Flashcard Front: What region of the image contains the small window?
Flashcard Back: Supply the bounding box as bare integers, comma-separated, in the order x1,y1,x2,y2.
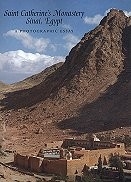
117,145,120,148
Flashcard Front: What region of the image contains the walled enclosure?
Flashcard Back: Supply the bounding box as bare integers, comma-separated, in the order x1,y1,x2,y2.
14,144,125,176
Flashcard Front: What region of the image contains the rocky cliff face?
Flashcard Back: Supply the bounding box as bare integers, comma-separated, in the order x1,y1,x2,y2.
1,9,131,136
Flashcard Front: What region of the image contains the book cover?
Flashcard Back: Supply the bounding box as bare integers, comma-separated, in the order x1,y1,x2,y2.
0,0,131,181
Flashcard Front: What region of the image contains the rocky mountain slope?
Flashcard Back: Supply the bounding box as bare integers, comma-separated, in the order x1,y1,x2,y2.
0,9,131,153
11,62,63,90
0,62,63,93
0,81,8,91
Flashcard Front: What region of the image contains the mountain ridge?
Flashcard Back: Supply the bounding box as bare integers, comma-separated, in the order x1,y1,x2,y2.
2,9,130,110
1,9,131,153
0,62,63,93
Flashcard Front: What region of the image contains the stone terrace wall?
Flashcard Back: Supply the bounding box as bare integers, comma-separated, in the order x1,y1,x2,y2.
88,146,125,166
67,159,86,176
29,156,43,172
14,153,43,172
66,146,125,176
14,153,67,176
14,153,29,170
42,159,67,176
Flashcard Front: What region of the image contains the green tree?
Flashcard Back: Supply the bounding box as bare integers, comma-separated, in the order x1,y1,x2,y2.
82,164,89,176
108,154,125,182
117,158,125,182
97,155,102,176
109,154,120,169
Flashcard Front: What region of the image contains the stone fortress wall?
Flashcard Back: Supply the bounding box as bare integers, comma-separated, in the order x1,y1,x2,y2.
14,139,125,176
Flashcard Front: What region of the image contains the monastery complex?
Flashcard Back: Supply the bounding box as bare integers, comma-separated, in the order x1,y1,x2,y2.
14,135,126,177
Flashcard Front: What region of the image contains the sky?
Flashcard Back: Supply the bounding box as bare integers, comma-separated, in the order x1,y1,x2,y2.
0,0,131,84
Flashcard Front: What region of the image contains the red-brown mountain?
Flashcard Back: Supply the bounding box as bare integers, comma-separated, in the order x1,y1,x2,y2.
1,9,131,137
